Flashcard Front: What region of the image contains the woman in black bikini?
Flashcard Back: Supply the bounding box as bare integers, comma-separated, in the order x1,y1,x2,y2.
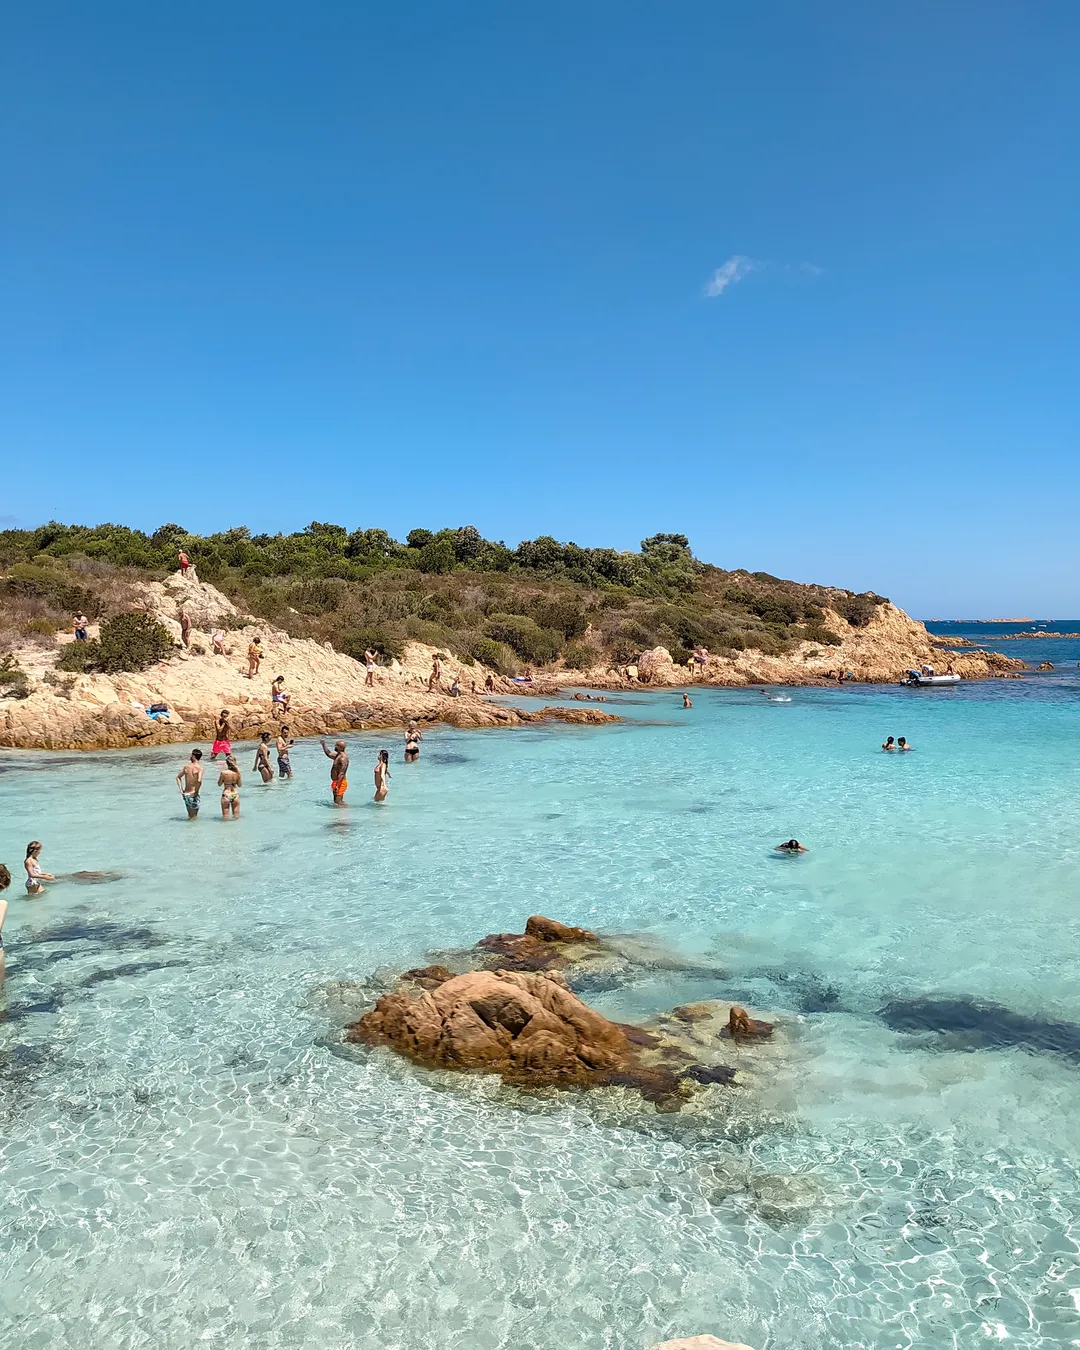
404,721,422,762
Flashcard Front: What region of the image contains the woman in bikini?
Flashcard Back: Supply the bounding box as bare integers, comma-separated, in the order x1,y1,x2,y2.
404,721,422,762
374,748,391,803
24,841,54,894
253,733,275,783
218,755,242,819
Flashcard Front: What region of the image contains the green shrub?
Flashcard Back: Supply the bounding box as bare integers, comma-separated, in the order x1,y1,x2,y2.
562,640,603,669
418,537,456,574
834,594,880,627
801,623,842,646
340,626,406,663
23,617,58,637
94,613,174,672
484,614,561,664
3,564,98,618
0,653,29,696
466,636,519,674
56,641,96,672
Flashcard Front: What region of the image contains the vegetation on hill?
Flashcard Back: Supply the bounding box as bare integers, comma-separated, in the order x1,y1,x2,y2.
0,521,888,674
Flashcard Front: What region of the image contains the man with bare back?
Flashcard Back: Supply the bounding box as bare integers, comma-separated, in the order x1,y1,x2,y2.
321,738,349,803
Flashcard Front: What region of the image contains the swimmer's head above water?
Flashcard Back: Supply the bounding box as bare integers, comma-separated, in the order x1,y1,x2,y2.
775,839,807,853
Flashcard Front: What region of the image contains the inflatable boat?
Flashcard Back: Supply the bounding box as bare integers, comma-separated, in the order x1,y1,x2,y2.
901,670,961,687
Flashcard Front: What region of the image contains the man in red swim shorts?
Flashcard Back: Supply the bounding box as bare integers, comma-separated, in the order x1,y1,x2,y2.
321,738,349,803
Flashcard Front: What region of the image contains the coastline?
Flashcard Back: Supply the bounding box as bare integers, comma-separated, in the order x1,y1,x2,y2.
0,576,1025,752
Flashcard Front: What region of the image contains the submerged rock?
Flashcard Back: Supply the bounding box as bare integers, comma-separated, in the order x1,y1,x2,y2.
344,919,778,1108
650,1338,756,1350
880,996,1080,1062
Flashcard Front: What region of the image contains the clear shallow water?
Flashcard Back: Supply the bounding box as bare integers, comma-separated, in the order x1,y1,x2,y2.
2,679,1080,1349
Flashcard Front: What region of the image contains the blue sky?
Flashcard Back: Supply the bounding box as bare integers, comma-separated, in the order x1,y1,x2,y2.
3,2,1078,616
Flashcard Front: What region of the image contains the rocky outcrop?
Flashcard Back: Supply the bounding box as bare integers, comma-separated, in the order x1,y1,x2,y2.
0,573,619,749
345,917,774,1107
350,968,631,1089
650,1338,756,1350
552,601,1025,689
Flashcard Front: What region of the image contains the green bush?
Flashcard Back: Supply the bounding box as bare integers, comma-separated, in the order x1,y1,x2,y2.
340,626,406,663
562,640,603,669
834,594,880,627
3,564,98,618
0,653,29,696
466,636,519,674
56,641,97,673
800,623,842,647
484,613,562,664
94,613,174,672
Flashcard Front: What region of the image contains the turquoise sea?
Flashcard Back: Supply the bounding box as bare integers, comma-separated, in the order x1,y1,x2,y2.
3,668,1080,1349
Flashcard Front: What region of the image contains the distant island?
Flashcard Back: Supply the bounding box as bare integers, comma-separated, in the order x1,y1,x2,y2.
926,617,1033,623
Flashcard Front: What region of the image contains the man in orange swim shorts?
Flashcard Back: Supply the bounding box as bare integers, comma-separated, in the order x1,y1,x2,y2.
321,738,349,803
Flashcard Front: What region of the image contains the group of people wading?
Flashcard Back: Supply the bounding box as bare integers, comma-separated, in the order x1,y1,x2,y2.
175,719,424,819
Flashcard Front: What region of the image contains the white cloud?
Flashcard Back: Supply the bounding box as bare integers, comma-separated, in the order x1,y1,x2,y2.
704,255,760,297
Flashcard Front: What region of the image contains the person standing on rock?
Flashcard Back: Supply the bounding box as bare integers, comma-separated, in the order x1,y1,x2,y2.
374,748,391,803
428,654,442,692
321,738,349,803
178,549,191,576
179,611,192,648
210,710,232,760
364,649,378,687
176,748,205,818
276,726,294,778
253,733,275,783
218,755,242,819
247,637,263,679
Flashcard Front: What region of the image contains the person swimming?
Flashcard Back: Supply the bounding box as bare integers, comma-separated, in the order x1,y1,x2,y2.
774,839,807,854
24,840,54,893
374,748,391,803
882,736,896,751
898,736,913,751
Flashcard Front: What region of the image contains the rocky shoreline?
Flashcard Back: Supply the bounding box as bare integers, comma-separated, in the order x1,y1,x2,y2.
0,571,1026,751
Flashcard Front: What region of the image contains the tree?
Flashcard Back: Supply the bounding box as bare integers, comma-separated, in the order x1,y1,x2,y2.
418,536,456,574
407,528,434,550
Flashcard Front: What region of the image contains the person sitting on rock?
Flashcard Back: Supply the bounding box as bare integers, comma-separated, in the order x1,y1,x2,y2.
212,629,227,656
484,673,495,693
448,676,461,697
271,675,290,713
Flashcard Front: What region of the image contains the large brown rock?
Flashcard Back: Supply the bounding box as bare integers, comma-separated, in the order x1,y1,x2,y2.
348,969,630,1089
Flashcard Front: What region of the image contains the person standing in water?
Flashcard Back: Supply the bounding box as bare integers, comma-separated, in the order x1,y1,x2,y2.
253,733,274,783
404,721,422,762
210,710,232,760
321,739,349,803
882,736,896,751
0,862,9,991
218,755,242,819
374,748,391,803
682,692,692,708
276,726,294,778
24,841,54,894
898,737,913,751
176,748,205,818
